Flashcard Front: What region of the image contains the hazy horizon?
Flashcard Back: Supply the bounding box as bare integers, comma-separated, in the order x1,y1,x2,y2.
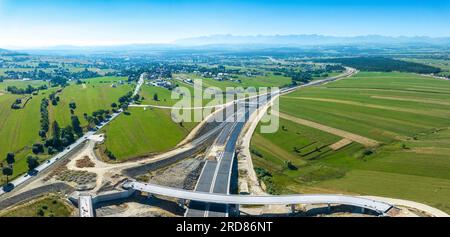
0,0,449,48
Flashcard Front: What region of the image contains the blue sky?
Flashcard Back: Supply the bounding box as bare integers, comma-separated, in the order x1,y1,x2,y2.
0,0,449,48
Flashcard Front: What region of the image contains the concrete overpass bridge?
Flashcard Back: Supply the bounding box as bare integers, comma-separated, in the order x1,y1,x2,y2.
123,181,394,216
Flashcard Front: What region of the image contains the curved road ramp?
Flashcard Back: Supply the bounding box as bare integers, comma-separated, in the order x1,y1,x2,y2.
123,181,394,216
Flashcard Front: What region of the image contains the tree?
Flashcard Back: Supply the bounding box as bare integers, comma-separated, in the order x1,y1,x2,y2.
61,126,75,146
2,167,13,184
39,130,47,138
52,121,61,138
27,156,40,171
284,160,297,170
6,153,15,166
69,102,77,110
37,209,45,217
104,148,116,160
71,115,83,137
51,121,62,150
111,102,117,108
32,143,44,154
153,93,159,101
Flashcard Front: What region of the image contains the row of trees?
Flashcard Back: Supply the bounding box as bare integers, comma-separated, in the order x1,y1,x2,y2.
2,153,40,185
1,153,15,184
118,91,134,108
49,92,60,106
11,98,23,110
42,121,77,154
39,98,50,138
2,68,100,86
6,84,48,95
290,71,313,83
84,109,111,130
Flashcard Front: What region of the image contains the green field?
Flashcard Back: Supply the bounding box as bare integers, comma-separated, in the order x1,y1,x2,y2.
251,72,450,213
0,79,49,91
0,77,131,184
0,195,73,217
139,82,216,107
50,77,132,127
0,90,53,184
174,73,292,90
100,107,199,161
400,58,450,77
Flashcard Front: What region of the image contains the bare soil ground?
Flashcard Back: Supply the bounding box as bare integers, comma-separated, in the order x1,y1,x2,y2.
76,156,95,168
139,156,205,190
329,138,353,150
278,112,380,147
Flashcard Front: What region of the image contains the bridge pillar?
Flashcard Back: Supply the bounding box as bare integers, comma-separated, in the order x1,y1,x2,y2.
327,204,331,213
177,199,186,208
235,204,240,216
290,204,296,214
361,207,365,214
228,204,240,217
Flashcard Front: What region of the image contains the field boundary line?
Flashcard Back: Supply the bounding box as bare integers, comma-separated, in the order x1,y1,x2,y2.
370,95,450,106
285,96,448,117
278,112,380,147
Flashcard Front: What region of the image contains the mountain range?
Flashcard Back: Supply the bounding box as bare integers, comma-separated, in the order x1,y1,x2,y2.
174,34,450,46
3,35,450,54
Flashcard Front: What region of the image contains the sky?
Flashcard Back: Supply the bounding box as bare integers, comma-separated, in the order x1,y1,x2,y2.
0,0,449,48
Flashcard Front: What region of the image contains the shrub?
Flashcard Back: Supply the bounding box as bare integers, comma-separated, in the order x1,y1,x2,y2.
251,149,263,158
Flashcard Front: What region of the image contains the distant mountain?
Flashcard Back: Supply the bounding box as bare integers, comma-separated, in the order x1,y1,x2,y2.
0,48,27,56
7,34,450,56
174,34,450,46
18,44,182,55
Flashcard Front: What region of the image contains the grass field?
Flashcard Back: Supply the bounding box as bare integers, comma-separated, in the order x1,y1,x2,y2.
0,77,131,184
99,107,199,161
251,72,450,213
174,73,292,90
139,82,216,107
50,77,132,127
0,79,49,91
400,58,450,77
0,90,54,184
0,195,73,217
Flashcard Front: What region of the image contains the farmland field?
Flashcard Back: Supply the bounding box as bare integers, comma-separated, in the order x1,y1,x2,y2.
99,107,199,162
0,89,55,184
139,82,216,107
174,73,292,90
251,72,450,213
50,77,132,127
0,79,49,91
0,77,131,184
400,58,450,77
